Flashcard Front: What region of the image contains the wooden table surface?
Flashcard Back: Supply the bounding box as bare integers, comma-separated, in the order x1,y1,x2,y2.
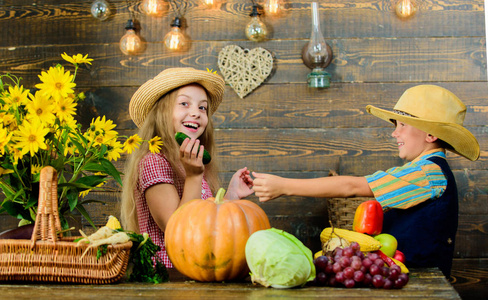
0,268,461,299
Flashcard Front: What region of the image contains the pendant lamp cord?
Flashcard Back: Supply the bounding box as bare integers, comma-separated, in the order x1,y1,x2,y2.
169,0,188,18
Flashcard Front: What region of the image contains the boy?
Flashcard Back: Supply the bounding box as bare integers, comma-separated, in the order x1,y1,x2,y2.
252,85,480,278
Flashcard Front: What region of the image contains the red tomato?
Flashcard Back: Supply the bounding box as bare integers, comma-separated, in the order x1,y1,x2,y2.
352,200,383,235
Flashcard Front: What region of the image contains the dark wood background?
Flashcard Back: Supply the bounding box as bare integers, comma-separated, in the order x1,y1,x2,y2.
0,0,487,297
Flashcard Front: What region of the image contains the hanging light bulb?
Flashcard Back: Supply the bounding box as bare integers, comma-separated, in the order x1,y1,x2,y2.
264,0,284,16
91,0,111,21
245,5,268,42
164,17,187,51
141,0,167,17
301,2,332,88
119,19,143,55
202,0,217,9
395,0,417,19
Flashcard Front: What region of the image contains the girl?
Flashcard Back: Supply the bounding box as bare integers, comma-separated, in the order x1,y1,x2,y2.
120,68,254,268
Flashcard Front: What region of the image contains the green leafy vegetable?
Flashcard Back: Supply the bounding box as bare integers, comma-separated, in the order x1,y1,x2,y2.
125,232,169,283
96,244,108,260
245,228,316,288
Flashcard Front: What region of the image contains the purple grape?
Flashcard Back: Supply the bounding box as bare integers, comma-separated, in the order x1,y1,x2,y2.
334,248,344,257
350,242,360,252
363,273,373,286
332,262,342,273
368,252,379,261
343,247,354,257
339,256,351,268
344,278,356,288
343,266,355,279
388,268,400,281
362,257,373,269
398,273,409,285
353,270,365,283
394,276,407,288
325,263,335,274
383,278,394,289
375,258,385,267
390,264,401,273
381,266,390,277
351,259,362,271
335,271,345,283
316,272,328,285
328,276,338,287
372,274,384,288
369,264,380,276
314,255,329,271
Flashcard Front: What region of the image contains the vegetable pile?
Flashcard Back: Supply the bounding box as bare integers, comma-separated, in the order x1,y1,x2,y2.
165,188,270,282
76,216,168,283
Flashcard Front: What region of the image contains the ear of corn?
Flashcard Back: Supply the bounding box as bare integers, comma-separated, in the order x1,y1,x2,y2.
106,215,122,230
320,227,381,252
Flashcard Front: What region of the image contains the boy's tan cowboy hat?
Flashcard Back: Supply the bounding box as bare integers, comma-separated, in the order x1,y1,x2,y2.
366,85,480,161
129,67,225,128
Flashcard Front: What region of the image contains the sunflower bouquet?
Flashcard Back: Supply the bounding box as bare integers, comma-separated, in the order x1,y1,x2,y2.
0,53,162,229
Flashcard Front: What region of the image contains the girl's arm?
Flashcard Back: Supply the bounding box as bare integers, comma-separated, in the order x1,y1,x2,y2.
225,167,254,200
252,172,373,202
146,138,205,231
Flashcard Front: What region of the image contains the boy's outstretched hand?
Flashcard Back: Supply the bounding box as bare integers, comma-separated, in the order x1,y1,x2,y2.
252,172,285,202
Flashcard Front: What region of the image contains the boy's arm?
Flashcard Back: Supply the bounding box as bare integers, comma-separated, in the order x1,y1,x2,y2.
252,172,373,202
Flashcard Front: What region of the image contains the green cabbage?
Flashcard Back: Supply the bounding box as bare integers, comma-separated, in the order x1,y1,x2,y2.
245,228,316,288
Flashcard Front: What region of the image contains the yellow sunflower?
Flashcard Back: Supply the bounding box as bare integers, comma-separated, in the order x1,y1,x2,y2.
105,139,124,162
0,112,18,131
148,136,163,153
61,52,93,65
4,85,30,107
35,66,76,100
123,134,142,154
7,145,24,164
0,126,13,155
86,116,117,145
54,96,77,122
14,119,50,156
0,167,14,176
26,91,56,125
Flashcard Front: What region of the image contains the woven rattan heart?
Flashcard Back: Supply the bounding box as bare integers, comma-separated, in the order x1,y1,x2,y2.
218,45,273,98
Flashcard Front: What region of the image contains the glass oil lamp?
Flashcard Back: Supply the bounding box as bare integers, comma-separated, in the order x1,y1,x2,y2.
301,2,332,88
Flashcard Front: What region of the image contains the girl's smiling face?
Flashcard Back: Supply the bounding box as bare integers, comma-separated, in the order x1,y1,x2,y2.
172,84,209,139
391,121,432,161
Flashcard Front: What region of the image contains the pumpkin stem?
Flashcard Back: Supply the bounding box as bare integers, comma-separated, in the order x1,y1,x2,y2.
215,188,226,204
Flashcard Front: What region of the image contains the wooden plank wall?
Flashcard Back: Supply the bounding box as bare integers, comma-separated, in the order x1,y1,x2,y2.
0,0,486,259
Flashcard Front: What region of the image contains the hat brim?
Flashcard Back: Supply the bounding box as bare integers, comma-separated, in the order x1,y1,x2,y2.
366,105,480,161
129,68,225,128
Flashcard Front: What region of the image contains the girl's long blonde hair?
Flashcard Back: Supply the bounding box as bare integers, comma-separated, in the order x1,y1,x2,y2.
120,85,220,232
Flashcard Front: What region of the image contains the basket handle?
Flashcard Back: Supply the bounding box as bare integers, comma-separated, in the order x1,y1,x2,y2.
30,166,63,248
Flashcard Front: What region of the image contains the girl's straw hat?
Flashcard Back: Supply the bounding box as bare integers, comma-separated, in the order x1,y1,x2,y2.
129,67,225,128
366,85,480,161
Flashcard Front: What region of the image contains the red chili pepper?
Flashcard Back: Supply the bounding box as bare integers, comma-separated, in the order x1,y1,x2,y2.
352,200,383,235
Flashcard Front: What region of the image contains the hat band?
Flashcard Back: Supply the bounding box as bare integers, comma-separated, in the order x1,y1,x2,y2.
393,110,417,118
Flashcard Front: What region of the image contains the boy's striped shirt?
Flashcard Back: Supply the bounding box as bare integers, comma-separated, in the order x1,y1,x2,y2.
365,150,447,209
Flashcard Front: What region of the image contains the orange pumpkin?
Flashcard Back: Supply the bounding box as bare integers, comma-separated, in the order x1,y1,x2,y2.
165,188,271,281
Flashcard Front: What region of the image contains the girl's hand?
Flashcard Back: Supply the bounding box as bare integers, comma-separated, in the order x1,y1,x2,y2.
179,137,205,177
225,167,254,200
252,172,284,202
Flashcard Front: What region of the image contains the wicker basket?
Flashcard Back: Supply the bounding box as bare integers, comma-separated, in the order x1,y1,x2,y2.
327,197,374,230
0,166,132,284
326,170,375,230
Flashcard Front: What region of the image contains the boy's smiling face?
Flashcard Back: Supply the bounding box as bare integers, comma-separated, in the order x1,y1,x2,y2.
391,121,436,161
